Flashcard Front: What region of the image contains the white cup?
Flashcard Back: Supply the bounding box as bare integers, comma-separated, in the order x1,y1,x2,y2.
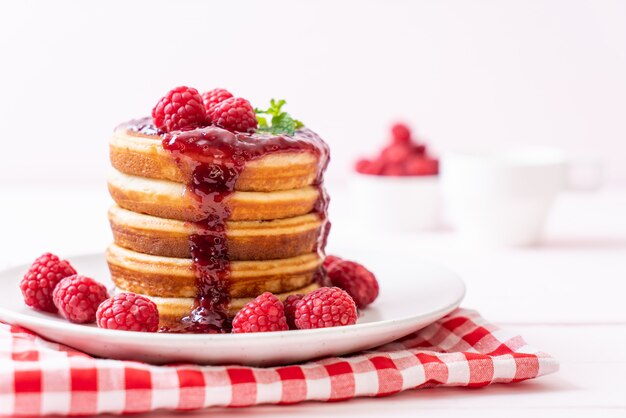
441,146,567,246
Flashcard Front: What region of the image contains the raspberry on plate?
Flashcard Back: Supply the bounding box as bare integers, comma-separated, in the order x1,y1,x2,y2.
20,253,76,313
53,275,109,324
327,260,379,309
202,88,233,116
152,86,207,132
283,294,303,330
294,287,357,329
96,293,159,332
323,255,343,271
211,97,258,133
232,292,288,333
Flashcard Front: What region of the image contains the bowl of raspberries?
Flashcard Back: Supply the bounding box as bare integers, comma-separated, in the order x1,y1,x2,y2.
351,122,441,231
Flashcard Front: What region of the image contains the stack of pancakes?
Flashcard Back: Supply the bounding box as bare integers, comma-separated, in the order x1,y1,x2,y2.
106,120,328,329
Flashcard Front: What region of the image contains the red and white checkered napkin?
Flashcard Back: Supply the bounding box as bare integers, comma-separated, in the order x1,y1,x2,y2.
0,308,558,416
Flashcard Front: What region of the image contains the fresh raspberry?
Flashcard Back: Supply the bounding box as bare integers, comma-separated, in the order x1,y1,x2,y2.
211,97,258,133
354,158,372,174
283,294,303,329
327,260,379,309
20,253,76,313
412,143,426,155
152,86,207,132
323,255,343,271
380,144,412,165
405,156,439,176
202,88,233,116
382,164,407,176
391,123,411,145
96,293,159,332
232,292,288,333
355,157,385,175
52,275,109,323
294,287,357,329
364,158,386,175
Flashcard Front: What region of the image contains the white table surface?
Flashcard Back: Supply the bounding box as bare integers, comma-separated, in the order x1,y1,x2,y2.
1,182,625,417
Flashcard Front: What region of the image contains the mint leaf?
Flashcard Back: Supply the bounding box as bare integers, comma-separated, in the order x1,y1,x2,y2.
256,116,269,129
255,99,304,135
271,113,296,135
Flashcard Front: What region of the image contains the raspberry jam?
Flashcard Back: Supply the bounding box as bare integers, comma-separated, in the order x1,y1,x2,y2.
126,118,330,333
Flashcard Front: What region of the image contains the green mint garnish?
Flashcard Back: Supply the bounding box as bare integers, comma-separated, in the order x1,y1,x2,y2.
255,99,304,135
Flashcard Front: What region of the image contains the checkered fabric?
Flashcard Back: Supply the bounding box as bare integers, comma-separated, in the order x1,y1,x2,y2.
0,308,558,416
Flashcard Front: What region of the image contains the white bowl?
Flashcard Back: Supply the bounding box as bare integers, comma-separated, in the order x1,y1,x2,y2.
349,172,441,232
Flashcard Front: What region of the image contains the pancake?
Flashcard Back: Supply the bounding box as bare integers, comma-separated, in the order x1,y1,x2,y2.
109,205,322,260
111,124,321,192
113,282,320,326
106,244,322,299
108,170,320,222
106,117,330,332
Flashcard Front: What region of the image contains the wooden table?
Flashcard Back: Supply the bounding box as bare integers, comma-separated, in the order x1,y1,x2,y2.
2,183,625,417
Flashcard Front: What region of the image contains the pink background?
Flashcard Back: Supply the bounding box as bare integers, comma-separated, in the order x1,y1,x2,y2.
0,0,625,186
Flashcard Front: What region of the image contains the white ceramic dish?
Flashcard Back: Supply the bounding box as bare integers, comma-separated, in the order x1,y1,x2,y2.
0,252,464,366
349,173,442,231
441,146,567,246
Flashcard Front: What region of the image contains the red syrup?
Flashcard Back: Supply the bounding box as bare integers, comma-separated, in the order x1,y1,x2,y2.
125,118,330,333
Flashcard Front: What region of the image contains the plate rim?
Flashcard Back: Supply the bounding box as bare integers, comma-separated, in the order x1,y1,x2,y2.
0,252,466,343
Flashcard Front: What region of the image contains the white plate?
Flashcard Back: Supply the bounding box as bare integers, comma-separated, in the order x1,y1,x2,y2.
0,253,465,366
